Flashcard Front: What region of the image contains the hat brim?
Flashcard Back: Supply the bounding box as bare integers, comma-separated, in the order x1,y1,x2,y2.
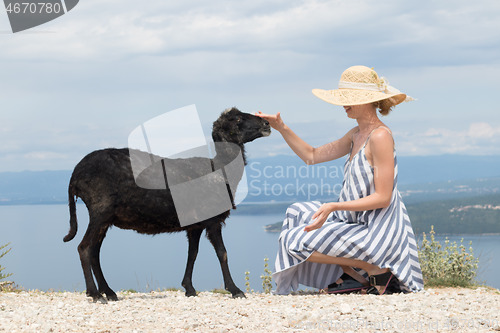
312,88,407,107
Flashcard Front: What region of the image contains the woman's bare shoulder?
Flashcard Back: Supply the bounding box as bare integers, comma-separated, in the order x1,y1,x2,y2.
368,126,394,151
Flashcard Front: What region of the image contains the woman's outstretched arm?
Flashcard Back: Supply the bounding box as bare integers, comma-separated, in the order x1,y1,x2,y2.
255,111,355,165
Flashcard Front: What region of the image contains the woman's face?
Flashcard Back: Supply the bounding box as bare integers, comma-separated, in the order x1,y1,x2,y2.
343,103,374,119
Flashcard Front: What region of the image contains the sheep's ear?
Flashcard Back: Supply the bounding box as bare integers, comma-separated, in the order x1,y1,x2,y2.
222,107,239,115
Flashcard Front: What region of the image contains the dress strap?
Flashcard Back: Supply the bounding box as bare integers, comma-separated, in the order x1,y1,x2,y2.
363,126,393,147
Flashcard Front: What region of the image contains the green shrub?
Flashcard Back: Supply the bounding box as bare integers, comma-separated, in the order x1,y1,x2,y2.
260,257,273,294
122,289,138,294
0,243,13,287
418,226,479,287
211,288,230,295
0,243,12,279
244,271,251,293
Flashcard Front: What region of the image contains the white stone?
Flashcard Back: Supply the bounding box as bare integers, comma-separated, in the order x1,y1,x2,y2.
339,303,352,314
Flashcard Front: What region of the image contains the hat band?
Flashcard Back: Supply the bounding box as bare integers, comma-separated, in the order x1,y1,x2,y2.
338,80,385,92
338,79,415,102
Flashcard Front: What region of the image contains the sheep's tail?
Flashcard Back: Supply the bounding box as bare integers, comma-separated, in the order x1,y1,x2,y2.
63,183,78,242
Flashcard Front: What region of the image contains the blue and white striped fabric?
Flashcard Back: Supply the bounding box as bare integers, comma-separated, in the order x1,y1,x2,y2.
273,132,424,294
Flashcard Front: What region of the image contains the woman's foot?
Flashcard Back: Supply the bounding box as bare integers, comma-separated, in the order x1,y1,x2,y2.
340,266,369,285
326,273,369,294
324,267,370,294
366,269,393,295
328,273,368,287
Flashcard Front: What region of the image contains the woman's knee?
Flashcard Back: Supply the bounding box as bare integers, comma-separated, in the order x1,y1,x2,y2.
287,201,319,214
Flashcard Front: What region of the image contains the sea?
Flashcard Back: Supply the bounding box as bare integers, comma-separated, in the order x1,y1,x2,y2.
1,204,499,293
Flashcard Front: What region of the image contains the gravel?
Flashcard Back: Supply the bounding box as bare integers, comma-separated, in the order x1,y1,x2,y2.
1,287,499,332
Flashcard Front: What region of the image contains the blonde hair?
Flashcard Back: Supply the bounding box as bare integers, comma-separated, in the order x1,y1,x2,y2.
373,99,394,116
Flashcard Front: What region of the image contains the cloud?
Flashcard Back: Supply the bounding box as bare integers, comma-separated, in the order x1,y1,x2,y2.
1,0,500,171
23,151,68,160
249,120,500,159
468,122,498,139
3,0,500,88
2,0,499,65
395,122,500,155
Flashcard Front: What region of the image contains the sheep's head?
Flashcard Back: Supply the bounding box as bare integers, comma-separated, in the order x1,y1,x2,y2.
212,107,271,144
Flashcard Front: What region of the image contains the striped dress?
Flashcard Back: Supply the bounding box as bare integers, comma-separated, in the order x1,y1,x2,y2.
273,128,424,294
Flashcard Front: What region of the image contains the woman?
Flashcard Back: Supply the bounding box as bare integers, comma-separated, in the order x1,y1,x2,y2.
256,65,423,295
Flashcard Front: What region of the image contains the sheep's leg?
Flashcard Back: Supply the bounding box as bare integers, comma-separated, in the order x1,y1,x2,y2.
182,228,203,297
206,224,245,298
78,224,106,303
90,226,118,301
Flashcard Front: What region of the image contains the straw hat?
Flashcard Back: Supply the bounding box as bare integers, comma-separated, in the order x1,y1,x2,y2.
312,65,414,107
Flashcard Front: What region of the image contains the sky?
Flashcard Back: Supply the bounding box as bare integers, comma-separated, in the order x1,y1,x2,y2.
1,0,500,172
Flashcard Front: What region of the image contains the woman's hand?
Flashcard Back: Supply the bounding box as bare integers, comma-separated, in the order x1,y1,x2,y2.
255,111,285,132
304,203,337,232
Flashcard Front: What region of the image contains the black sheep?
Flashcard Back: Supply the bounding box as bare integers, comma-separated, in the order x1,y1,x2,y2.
63,107,271,303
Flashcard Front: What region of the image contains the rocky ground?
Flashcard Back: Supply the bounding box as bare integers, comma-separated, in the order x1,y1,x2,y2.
1,287,499,332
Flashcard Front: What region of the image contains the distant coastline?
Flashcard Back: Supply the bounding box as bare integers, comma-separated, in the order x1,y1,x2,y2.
1,161,499,235
1,197,500,235
240,194,500,235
